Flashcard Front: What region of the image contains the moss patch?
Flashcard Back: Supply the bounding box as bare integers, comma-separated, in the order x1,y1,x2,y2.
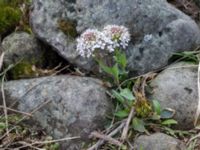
0,1,22,35
9,61,39,79
0,0,32,35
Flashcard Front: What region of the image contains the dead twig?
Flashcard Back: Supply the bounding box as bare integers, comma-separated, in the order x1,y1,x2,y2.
0,52,5,70
89,131,123,147
13,141,43,150
194,62,200,126
187,132,200,145
88,121,125,150
1,74,9,138
14,136,80,150
0,105,32,117
121,107,135,141
119,64,199,89
32,136,80,145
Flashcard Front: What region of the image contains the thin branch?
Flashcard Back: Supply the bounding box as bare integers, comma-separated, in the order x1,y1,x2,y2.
121,107,135,141
119,64,198,89
52,65,69,75
194,62,200,126
89,131,123,147
1,75,9,138
15,136,80,150
0,105,32,117
88,121,125,150
13,141,44,150
187,132,200,145
32,136,80,145
0,52,5,70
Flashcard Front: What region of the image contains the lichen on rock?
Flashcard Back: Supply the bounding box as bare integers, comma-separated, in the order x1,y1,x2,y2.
57,19,78,39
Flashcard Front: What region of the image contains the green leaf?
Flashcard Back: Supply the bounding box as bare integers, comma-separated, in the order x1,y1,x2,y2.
98,61,114,75
111,64,119,83
115,110,129,118
111,90,125,103
173,51,199,63
152,100,161,115
150,114,161,120
161,119,178,125
97,60,119,84
163,127,177,138
0,122,6,129
132,117,146,132
160,108,175,119
120,88,135,101
114,50,127,69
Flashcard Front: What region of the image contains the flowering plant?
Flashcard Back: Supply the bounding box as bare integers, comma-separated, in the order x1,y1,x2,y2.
76,26,178,149
76,25,131,85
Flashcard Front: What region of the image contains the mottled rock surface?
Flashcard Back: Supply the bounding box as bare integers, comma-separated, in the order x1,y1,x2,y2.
1,32,46,79
2,32,44,66
1,75,112,149
30,0,200,74
149,62,198,129
133,133,186,150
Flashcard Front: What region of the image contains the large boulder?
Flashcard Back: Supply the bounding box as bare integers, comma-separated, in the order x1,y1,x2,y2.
1,75,113,149
149,62,198,129
30,0,200,75
133,133,186,150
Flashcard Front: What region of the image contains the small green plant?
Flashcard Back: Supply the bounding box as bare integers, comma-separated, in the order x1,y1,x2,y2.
171,51,200,64
111,87,177,133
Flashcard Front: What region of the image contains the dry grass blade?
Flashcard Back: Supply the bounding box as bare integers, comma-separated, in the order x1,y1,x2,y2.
1,75,9,138
90,131,123,147
87,121,125,150
0,52,5,70
0,105,32,117
121,107,135,141
14,136,80,149
187,132,200,146
194,62,200,126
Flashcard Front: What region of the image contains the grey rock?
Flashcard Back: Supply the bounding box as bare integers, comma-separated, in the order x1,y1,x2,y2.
133,133,186,150
1,75,112,149
149,62,198,129
30,0,200,75
2,32,44,67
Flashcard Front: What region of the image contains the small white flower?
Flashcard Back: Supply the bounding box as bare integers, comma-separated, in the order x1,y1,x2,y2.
76,29,107,58
103,25,131,51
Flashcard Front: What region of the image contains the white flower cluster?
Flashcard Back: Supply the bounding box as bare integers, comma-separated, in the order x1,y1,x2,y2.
76,25,131,58
76,29,108,58
103,25,131,50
